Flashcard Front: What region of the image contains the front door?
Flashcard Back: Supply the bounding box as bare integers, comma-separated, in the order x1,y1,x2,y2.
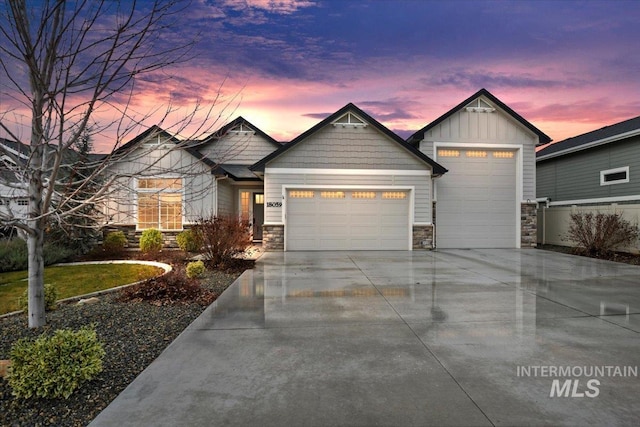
252,193,264,241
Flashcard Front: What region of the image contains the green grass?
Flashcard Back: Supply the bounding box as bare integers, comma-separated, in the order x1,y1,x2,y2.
0,264,164,315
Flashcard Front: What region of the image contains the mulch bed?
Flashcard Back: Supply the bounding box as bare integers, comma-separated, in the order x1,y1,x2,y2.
537,244,640,266
0,250,251,427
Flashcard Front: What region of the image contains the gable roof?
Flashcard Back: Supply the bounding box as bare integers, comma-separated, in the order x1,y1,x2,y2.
250,103,447,175
536,115,640,161
112,125,180,157
202,116,281,147
406,88,552,146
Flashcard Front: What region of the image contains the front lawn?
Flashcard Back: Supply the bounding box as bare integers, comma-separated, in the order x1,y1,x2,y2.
0,263,163,315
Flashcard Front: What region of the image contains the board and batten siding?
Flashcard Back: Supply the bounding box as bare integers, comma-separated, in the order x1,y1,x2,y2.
269,125,428,170
419,106,538,199
263,171,432,225
199,132,279,165
105,143,216,226
536,136,640,203
216,180,234,216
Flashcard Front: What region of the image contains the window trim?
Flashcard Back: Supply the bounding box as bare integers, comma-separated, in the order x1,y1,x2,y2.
600,166,629,186
136,177,184,231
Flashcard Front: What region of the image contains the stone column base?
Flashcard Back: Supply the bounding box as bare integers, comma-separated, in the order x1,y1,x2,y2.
263,224,284,251
413,225,434,250
521,203,537,248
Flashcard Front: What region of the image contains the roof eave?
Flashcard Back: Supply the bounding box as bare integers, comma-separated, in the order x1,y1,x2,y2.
536,129,640,162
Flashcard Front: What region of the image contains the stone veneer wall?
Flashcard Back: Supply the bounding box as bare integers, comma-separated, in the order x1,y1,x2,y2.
262,224,284,251
412,225,434,249
102,225,183,249
521,203,537,248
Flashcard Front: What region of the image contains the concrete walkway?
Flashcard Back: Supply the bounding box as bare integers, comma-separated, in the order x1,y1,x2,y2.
90,250,640,426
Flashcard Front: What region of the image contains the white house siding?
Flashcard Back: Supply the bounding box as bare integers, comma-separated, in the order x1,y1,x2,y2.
268,125,428,170
216,179,234,216
419,104,538,199
104,143,215,227
263,171,431,225
199,132,278,165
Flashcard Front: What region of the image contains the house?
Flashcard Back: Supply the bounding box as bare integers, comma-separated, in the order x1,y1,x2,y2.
7,88,547,250
536,116,640,249
1,138,33,223
103,119,280,245
407,89,550,249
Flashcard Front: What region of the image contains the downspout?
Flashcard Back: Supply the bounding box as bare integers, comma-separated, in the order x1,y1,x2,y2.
535,197,550,245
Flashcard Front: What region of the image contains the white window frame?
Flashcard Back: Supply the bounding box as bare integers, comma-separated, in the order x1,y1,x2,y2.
135,177,184,231
600,166,629,186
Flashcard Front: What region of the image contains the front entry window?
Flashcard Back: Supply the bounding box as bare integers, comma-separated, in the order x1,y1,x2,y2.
137,178,182,230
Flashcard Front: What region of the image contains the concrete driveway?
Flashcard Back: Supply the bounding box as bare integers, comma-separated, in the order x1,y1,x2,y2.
91,250,640,426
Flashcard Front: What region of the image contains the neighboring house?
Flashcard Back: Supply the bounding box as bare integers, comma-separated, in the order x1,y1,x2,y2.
536,116,640,250
0,138,31,222
407,88,551,249
4,88,550,250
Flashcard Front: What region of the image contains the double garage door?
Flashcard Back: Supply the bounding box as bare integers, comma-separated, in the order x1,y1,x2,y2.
436,148,517,248
286,189,410,250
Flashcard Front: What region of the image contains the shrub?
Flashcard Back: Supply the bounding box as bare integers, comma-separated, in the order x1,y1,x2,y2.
43,242,75,265
139,228,163,254
567,212,639,255
176,229,202,252
0,239,73,273
18,283,58,312
186,260,206,279
117,268,216,306
192,216,250,268
0,238,28,273
7,326,105,399
103,230,127,253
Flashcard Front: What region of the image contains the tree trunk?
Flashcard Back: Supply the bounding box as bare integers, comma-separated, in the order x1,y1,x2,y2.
27,223,45,328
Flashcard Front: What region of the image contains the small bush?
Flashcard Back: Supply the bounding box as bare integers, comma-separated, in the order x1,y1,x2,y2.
0,239,74,273
176,229,202,252
117,268,216,306
139,228,163,254
567,212,639,255
43,242,75,265
0,239,28,273
193,216,250,268
103,230,127,253
7,326,105,399
18,283,58,312
186,260,206,279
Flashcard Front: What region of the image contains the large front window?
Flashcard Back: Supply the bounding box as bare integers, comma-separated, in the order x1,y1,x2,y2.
137,178,182,230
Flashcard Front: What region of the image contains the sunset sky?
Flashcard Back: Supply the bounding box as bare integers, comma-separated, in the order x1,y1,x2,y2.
3,0,640,151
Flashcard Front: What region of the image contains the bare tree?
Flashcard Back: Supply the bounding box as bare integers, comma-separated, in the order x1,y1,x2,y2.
0,0,231,328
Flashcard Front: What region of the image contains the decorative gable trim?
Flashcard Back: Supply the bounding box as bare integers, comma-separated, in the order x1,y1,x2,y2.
250,103,447,175
407,88,551,146
332,112,367,127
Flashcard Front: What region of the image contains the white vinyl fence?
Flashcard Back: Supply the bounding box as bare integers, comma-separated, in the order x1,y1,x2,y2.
537,203,640,254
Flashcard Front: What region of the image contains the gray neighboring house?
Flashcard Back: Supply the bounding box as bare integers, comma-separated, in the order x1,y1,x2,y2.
536,116,640,250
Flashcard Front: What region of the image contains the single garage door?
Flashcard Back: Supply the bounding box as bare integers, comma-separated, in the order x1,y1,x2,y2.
436,149,517,248
286,189,410,250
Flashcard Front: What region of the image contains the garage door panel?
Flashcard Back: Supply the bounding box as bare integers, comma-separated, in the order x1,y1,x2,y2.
437,149,517,249
287,189,409,250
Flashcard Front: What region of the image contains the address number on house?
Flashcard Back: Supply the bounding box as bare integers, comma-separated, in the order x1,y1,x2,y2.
266,201,282,208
